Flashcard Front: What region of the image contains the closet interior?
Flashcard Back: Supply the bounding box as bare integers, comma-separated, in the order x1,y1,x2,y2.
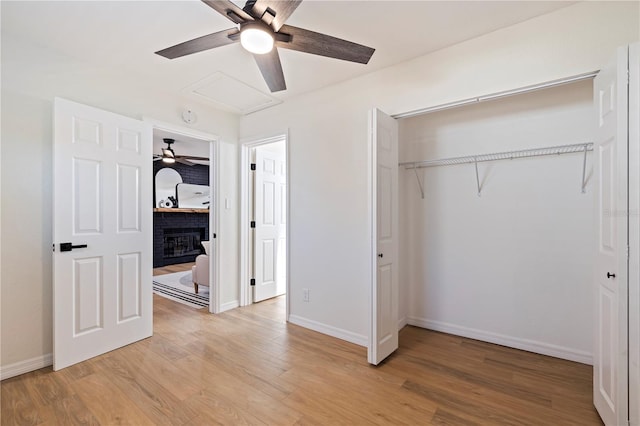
397,78,595,363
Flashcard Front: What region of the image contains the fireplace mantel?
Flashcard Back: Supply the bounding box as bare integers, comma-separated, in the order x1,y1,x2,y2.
153,208,209,214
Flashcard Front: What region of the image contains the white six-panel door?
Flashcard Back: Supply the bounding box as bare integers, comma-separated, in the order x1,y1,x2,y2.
369,108,399,365
53,98,152,370
253,145,287,302
593,47,629,426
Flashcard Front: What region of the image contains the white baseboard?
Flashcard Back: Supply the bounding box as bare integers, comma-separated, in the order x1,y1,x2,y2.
1,353,53,381
220,300,239,313
288,315,368,347
407,317,593,365
398,316,408,330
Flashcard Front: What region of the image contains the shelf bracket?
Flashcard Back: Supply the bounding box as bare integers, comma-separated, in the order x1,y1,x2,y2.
474,158,481,197
413,165,425,199
581,143,589,194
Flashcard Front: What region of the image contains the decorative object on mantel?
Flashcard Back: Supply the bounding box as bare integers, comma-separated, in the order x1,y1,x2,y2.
155,167,182,208
177,183,210,209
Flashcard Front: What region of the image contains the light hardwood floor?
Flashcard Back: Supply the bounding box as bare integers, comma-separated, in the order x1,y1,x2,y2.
1,295,602,425
153,262,195,277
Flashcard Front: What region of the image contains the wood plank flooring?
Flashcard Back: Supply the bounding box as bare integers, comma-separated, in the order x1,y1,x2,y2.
1,295,602,425
153,262,195,277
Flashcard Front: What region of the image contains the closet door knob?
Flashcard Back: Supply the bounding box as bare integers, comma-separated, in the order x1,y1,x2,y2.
378,253,383,258
607,272,616,279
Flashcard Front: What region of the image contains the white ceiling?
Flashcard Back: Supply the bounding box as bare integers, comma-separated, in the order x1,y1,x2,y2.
2,1,574,114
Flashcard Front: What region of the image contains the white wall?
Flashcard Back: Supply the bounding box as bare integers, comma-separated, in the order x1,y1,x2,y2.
239,2,639,346
0,34,241,370
399,80,594,363
218,140,240,309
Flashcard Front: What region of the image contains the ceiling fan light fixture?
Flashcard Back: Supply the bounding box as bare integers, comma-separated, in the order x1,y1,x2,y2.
240,22,274,54
161,141,176,163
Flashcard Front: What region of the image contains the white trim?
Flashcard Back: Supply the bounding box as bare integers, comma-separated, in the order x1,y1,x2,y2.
289,315,368,347
407,317,592,365
1,354,53,381
397,316,408,331
142,117,221,142
220,300,240,312
367,109,376,363
210,139,221,314
144,118,221,314
239,132,289,321
239,143,251,307
628,41,640,426
392,71,599,119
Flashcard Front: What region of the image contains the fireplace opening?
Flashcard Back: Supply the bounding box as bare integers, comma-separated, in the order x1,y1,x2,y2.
163,227,205,259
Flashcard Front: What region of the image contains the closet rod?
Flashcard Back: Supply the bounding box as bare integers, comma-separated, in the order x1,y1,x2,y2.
392,71,599,119
399,142,594,169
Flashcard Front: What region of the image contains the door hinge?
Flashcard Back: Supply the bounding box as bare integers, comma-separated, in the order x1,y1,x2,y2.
250,221,256,228
213,233,217,239
250,278,255,286
251,163,256,171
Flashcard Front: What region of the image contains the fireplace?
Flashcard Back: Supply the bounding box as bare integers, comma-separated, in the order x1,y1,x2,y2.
162,227,205,262
153,210,209,267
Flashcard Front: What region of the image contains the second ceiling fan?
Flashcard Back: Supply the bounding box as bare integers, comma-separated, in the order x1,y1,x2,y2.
154,139,208,166
155,0,375,93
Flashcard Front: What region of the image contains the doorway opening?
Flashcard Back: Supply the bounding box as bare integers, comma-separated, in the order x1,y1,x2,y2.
149,122,219,314
240,135,288,318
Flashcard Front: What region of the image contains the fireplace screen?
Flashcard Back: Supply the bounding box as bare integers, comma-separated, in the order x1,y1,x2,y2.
163,228,204,259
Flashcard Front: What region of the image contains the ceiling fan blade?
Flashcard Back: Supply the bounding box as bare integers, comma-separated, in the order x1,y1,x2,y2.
176,155,209,162
253,48,287,92
176,158,197,166
277,25,375,64
248,0,302,32
201,0,254,24
156,28,240,59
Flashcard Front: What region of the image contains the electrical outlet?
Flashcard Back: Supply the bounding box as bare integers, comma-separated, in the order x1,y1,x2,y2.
303,288,310,302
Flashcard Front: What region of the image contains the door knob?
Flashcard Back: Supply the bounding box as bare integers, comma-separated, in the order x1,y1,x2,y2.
607,272,616,279
377,253,383,258
60,242,88,252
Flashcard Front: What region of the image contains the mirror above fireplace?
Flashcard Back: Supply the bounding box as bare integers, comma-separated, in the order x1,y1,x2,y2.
155,168,182,208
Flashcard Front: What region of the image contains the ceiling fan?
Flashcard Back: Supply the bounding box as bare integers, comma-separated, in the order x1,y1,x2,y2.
155,0,375,93
154,139,209,166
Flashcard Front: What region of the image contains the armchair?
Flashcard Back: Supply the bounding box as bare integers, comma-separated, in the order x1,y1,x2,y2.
191,255,209,294
192,241,210,294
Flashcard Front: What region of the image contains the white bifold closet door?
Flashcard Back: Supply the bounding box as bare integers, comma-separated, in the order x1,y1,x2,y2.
53,98,153,371
593,46,630,426
369,108,399,365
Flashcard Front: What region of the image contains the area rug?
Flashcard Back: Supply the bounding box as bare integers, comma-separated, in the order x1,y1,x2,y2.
153,271,209,309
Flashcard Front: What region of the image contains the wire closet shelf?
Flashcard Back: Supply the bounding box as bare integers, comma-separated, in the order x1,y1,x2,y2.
399,142,594,198
399,143,593,169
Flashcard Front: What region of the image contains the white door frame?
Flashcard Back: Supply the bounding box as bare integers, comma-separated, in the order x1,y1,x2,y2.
628,41,640,426
239,133,289,314
144,118,221,314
